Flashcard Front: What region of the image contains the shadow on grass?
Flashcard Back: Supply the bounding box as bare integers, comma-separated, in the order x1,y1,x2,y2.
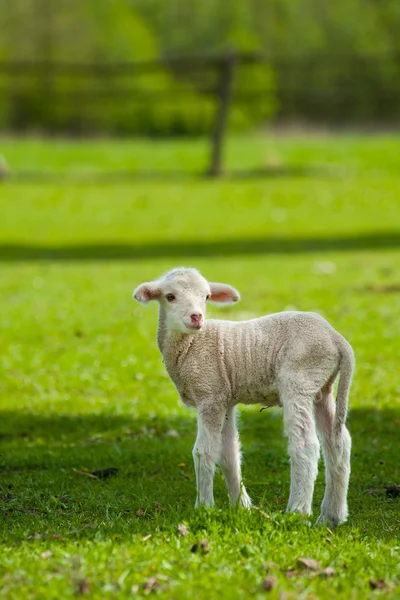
1,231,400,262
5,165,330,184
0,406,399,541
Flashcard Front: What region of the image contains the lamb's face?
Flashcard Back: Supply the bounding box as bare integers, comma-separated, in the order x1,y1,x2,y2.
133,267,241,335
160,271,210,334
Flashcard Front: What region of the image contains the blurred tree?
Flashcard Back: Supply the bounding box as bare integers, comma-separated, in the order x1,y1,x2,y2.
134,0,400,122
0,0,165,132
0,0,399,132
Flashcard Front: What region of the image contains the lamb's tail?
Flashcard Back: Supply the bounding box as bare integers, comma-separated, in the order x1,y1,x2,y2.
334,336,355,435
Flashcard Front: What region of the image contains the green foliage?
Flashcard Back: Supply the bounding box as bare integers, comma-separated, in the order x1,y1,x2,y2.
234,63,276,128
1,133,400,597
2,0,400,133
134,0,400,58
1,0,250,135
134,0,400,123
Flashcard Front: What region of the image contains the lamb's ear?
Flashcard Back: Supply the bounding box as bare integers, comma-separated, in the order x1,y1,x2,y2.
133,281,161,305
209,282,240,305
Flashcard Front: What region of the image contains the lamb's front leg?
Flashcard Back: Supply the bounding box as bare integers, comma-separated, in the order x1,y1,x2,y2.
193,405,224,508
220,407,252,508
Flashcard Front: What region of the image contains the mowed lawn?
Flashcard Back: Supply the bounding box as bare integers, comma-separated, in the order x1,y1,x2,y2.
0,133,399,599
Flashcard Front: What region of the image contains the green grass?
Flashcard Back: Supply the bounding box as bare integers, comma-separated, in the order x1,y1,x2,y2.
0,132,399,599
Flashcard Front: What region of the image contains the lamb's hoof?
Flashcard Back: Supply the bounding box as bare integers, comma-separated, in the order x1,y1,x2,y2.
316,513,346,528
231,490,252,509
238,493,252,510
194,499,214,509
315,514,328,527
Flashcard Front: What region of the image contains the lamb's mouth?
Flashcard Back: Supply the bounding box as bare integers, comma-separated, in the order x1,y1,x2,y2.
185,323,202,332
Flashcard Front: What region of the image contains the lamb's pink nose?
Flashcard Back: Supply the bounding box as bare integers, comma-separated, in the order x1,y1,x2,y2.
191,313,203,325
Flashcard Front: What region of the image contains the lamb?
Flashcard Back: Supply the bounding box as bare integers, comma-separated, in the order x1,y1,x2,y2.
133,267,354,526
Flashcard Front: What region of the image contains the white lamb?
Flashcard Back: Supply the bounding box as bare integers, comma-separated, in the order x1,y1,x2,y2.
133,267,354,526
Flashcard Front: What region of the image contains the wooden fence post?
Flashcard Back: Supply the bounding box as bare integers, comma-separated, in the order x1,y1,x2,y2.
208,54,237,177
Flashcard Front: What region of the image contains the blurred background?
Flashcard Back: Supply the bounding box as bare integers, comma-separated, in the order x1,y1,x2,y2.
1,0,399,428
1,0,400,145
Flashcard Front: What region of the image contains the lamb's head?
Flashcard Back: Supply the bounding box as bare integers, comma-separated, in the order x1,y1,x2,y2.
133,267,240,334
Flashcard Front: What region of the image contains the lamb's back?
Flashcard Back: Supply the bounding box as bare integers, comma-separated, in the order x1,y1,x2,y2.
174,311,340,406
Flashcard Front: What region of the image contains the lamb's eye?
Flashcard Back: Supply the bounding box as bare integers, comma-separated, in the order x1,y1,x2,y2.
206,294,210,301
165,293,175,302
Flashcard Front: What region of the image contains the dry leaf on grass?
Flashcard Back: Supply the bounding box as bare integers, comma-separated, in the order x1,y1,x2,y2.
27,533,42,541
178,523,189,537
262,575,277,591
77,578,90,595
141,534,152,542
283,569,297,579
41,550,53,559
297,557,321,571
321,567,335,578
369,579,386,590
144,577,166,595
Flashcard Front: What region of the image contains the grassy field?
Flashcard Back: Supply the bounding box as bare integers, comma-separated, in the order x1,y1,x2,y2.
0,132,399,599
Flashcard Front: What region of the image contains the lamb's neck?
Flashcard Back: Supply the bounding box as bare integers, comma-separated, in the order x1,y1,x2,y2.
157,308,193,364
156,307,168,354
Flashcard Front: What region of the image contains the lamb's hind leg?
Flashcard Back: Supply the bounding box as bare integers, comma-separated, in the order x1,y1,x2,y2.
281,384,320,516
219,407,252,508
315,388,351,526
